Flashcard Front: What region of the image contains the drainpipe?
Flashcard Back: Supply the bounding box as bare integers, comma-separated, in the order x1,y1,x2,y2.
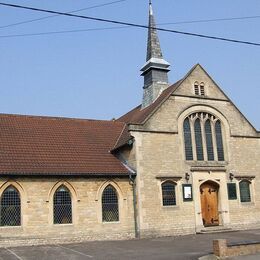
129,173,139,239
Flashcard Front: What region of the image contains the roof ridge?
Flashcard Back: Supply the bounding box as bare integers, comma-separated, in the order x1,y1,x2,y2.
0,113,122,124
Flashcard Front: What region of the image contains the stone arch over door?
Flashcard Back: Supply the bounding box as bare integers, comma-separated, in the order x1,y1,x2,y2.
200,180,219,227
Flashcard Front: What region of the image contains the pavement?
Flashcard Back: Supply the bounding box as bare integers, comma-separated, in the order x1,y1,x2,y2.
199,253,260,260
1,229,260,259
228,255,260,259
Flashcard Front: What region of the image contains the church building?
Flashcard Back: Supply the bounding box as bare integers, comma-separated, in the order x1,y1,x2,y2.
0,2,259,246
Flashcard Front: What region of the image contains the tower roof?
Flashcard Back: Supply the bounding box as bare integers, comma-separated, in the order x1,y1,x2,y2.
141,1,170,74
146,1,163,61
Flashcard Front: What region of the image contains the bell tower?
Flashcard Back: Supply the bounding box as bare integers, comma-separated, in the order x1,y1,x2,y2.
141,0,171,108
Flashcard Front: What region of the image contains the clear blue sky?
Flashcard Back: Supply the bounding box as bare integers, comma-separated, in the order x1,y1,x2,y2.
0,0,259,129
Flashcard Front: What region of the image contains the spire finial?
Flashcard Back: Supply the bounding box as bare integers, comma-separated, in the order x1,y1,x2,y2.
149,0,153,15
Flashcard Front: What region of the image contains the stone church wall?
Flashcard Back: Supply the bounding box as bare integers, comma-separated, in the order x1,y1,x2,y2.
0,177,135,242
130,85,260,238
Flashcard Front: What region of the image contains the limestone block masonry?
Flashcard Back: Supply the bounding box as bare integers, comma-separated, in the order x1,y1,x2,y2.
0,177,135,243
128,65,260,238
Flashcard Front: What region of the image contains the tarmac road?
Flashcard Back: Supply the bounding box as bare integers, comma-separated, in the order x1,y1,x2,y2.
1,229,260,260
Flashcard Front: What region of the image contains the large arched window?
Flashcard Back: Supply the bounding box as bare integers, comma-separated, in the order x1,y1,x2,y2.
183,118,193,160
183,112,225,161
161,181,176,206
53,186,72,224
239,180,251,203
102,185,119,222
0,186,21,226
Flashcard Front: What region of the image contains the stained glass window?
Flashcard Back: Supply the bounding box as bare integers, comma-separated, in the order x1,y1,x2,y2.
0,186,21,226
205,120,214,161
239,180,251,203
53,186,72,224
162,181,176,206
194,118,204,160
183,113,225,162
183,118,193,160
102,185,119,222
227,183,237,200
215,120,224,161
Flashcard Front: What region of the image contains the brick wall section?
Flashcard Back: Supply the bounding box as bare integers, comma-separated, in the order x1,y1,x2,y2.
213,239,260,257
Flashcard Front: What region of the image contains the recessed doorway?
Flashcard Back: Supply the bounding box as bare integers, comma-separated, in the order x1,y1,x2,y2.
200,181,219,227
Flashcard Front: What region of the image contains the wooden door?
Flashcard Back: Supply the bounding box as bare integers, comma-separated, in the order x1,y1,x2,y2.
200,182,219,226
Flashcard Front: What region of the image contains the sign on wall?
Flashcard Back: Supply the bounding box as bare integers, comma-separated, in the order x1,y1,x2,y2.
182,184,193,201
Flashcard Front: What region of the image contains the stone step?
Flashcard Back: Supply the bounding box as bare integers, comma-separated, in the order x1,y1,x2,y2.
197,227,234,234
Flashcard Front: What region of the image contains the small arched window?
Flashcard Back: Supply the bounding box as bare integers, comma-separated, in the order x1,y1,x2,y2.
0,186,21,226
183,118,193,160
215,120,224,161
102,185,119,222
53,186,72,224
239,180,251,203
200,83,205,96
194,82,205,96
194,82,199,95
194,118,204,161
161,181,176,206
205,119,214,161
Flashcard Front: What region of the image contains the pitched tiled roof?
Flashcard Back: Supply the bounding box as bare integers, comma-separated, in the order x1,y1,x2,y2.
0,114,130,176
113,81,182,151
118,80,181,125
112,124,132,151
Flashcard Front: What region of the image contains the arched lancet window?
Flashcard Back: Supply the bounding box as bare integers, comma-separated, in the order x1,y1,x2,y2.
200,83,205,96
53,186,72,224
102,185,119,222
215,120,224,161
194,82,199,95
239,180,251,203
0,186,21,226
194,118,204,161
205,119,214,161
161,181,176,206
183,118,193,160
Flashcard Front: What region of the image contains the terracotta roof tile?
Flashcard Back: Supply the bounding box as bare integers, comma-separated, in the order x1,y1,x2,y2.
114,81,183,150
0,114,130,176
117,81,181,125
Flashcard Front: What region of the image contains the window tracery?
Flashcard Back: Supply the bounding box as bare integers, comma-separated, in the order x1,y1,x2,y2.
183,112,225,161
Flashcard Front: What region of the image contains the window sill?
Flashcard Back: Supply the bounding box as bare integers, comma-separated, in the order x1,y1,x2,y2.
0,225,22,229
161,205,179,210
186,161,228,167
240,202,254,206
102,221,120,225
53,223,74,227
